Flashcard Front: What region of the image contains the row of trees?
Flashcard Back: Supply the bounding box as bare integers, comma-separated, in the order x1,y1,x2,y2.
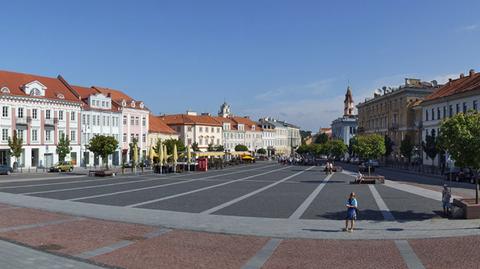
296,140,348,160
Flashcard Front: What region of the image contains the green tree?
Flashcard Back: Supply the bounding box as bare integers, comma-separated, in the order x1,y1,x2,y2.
207,143,215,151
353,134,386,174
296,144,310,154
422,134,438,169
348,136,358,157
192,142,200,152
439,111,480,203
257,148,267,155
400,135,414,164
129,137,139,166
300,130,312,145
8,130,23,168
153,138,163,164
164,139,185,155
326,140,348,160
353,134,386,161
88,135,119,169
235,144,248,152
214,145,225,152
314,133,329,144
56,134,70,162
384,135,394,159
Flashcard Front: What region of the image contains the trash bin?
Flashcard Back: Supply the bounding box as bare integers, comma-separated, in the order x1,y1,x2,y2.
198,158,208,172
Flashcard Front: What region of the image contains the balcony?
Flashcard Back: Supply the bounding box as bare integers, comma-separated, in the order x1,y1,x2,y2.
44,118,58,126
16,117,29,125
389,123,399,131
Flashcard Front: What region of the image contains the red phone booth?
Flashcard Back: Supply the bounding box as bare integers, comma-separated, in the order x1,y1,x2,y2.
198,158,208,172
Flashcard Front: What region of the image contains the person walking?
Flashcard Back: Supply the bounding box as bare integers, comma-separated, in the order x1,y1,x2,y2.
344,192,358,232
442,184,452,217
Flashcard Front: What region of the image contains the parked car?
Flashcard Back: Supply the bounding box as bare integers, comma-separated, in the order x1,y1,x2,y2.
49,161,74,172
0,164,13,175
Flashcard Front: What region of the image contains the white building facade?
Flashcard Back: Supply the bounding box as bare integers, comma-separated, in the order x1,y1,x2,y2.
0,71,82,169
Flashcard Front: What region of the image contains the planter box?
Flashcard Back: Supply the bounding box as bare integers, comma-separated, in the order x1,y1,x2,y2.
94,170,115,177
453,198,480,219
350,175,385,184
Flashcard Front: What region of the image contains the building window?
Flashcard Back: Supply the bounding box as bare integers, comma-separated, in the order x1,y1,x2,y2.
32,109,37,119
71,112,76,121
205,127,209,133
443,106,446,119
97,115,100,126
58,111,64,120
187,127,192,132
103,116,106,126
474,100,478,111
70,130,76,142
2,107,8,118
199,127,203,132
463,102,467,113
123,116,127,125
17,108,24,118
142,117,146,126
2,129,8,141
456,103,460,114
425,110,428,121
92,115,96,126
431,108,434,120
135,117,139,125
59,130,65,139
45,130,52,142
211,127,214,132
32,129,38,142
87,115,90,125
130,116,134,125
449,105,453,117
142,134,146,143
437,108,440,120
46,110,51,119
123,133,127,142
17,130,24,142
106,117,110,126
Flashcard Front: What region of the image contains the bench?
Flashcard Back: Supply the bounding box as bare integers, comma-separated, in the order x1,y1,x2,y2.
351,175,385,184
89,170,115,177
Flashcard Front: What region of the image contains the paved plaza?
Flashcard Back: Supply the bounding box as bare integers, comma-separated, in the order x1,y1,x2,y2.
0,161,479,268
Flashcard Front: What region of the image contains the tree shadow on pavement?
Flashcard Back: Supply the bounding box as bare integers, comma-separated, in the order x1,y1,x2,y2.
317,209,441,222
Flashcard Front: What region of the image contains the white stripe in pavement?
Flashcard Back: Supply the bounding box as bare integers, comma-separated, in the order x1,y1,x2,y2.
289,173,333,219
0,175,87,184
0,177,123,189
201,166,315,215
22,176,183,195
125,166,291,208
241,238,282,269
385,180,462,201
394,240,425,269
368,185,395,221
69,164,278,202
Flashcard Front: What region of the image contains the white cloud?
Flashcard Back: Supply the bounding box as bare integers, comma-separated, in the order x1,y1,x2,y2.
459,24,479,32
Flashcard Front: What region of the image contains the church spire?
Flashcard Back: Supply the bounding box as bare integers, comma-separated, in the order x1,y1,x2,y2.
344,86,354,116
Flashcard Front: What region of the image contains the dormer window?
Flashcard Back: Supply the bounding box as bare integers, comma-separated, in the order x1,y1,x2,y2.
23,81,47,97
139,102,144,109
122,100,127,107
130,100,136,108
57,93,65,99
0,87,10,94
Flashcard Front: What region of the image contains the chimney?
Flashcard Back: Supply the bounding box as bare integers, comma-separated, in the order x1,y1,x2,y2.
431,80,438,87
448,78,453,83
460,73,465,78
469,69,476,76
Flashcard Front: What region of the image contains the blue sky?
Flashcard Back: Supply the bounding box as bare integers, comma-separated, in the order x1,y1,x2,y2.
1,0,479,131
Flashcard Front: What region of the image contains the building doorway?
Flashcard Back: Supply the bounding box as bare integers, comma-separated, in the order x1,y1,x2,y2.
44,153,53,168
0,150,10,166
31,148,39,167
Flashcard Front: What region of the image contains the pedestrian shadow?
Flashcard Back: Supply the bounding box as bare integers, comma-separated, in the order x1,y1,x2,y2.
316,209,441,222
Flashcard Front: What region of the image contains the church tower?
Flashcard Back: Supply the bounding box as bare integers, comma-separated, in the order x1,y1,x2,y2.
344,86,354,116
218,101,231,117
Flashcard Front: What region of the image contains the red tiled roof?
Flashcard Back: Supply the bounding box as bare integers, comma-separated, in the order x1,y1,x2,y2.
231,116,261,132
0,70,81,103
160,114,222,126
149,114,177,134
424,72,480,101
70,85,120,112
93,86,148,111
213,116,238,130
